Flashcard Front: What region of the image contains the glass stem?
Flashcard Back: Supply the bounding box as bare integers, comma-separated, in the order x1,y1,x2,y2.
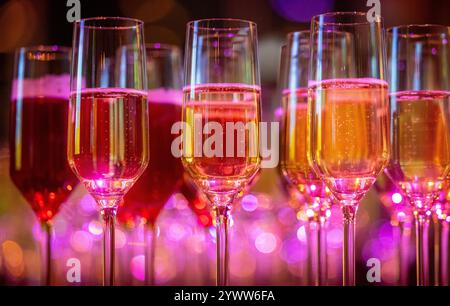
101,207,117,286
306,220,320,285
145,222,156,286
42,221,52,286
414,212,430,286
397,220,411,285
203,227,211,285
342,204,357,286
434,218,441,286
441,220,449,286
319,218,328,285
215,205,231,286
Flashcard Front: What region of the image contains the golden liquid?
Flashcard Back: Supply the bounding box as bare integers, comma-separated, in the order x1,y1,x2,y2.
387,90,450,205
281,89,327,198
182,84,260,194
308,79,389,200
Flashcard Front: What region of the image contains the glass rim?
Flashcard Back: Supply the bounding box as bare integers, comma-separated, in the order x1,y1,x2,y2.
287,30,310,39
75,16,144,30
16,45,71,54
15,45,71,62
311,11,383,26
387,24,450,38
145,43,181,53
187,18,257,31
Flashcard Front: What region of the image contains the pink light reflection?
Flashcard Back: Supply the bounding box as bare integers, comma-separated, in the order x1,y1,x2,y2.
241,194,258,212
296,225,306,242
327,228,342,249
79,194,97,213
130,255,145,281
70,231,93,253
391,192,402,204
255,232,277,254
280,237,307,263
88,220,103,236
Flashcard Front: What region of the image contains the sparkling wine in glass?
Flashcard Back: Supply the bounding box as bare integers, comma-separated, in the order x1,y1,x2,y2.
68,17,149,286
9,46,77,285
122,43,184,285
279,31,333,285
385,24,450,286
308,12,390,285
182,19,261,285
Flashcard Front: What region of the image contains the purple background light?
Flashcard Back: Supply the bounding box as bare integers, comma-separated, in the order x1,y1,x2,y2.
270,0,334,23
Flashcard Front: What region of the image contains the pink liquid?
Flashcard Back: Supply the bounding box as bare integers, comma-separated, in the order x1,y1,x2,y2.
122,90,184,224
68,88,149,204
10,96,78,222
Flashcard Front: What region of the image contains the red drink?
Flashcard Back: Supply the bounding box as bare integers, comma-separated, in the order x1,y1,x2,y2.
10,95,77,222
117,200,136,227
180,179,213,228
122,89,184,224
182,84,261,195
68,88,149,203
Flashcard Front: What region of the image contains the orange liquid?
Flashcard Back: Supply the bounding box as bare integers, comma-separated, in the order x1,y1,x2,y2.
281,89,328,198
182,84,260,195
386,90,450,209
308,79,389,201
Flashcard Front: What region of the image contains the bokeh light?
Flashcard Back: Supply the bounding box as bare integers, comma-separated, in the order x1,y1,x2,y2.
255,232,278,254
241,194,258,212
392,192,402,204
70,231,92,253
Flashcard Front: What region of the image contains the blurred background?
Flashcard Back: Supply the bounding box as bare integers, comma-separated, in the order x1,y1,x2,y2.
0,0,449,285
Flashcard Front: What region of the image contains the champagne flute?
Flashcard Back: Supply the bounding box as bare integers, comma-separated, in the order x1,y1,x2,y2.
385,25,450,286
182,18,261,286
280,31,332,285
308,12,390,286
123,43,184,285
68,17,149,286
9,46,78,285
